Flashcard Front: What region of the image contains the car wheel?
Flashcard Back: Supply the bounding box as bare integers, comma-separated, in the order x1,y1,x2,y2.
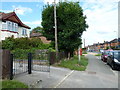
111,62,115,70
103,58,105,62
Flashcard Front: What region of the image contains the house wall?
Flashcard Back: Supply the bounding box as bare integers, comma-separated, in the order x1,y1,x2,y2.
1,31,18,40
18,26,30,38
0,20,30,41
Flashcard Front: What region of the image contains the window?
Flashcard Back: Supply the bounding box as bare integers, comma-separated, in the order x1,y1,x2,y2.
114,52,118,59
2,22,7,29
15,23,18,32
7,21,11,30
6,21,18,32
22,29,27,35
12,22,14,31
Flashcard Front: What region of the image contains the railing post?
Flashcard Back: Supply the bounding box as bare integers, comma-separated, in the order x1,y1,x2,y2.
10,54,13,80
28,53,32,74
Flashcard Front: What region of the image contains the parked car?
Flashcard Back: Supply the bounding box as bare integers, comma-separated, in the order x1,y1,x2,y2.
107,50,120,70
101,50,113,62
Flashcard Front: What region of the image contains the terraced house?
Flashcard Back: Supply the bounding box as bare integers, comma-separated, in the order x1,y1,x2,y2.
87,38,120,51
0,12,31,41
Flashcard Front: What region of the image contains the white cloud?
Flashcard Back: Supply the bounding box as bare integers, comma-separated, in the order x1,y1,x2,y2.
1,5,32,15
12,5,32,15
81,0,119,47
23,20,41,25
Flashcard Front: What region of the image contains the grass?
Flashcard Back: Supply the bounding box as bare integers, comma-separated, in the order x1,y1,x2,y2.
56,55,88,71
1,80,28,89
95,54,101,56
82,51,87,54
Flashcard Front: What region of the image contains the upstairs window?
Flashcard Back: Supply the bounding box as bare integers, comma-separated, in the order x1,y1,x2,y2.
12,22,14,31
2,22,7,30
6,21,18,32
7,21,12,30
15,23,18,32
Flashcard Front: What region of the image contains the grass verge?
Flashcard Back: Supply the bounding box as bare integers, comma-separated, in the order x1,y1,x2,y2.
82,51,87,54
1,80,28,89
95,54,101,56
55,55,88,71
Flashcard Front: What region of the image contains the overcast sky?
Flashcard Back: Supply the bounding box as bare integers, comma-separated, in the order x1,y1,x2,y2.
1,0,119,47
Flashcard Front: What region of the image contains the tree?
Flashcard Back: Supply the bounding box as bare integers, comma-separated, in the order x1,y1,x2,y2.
31,26,43,33
42,2,88,57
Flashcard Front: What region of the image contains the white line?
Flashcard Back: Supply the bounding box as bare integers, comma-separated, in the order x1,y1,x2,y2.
54,70,74,88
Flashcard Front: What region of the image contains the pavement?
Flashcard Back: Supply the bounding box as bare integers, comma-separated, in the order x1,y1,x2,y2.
15,52,119,88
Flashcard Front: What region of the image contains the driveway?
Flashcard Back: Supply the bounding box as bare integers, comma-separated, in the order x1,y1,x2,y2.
15,53,119,88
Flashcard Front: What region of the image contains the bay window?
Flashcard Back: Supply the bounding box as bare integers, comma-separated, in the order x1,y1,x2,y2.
2,22,7,30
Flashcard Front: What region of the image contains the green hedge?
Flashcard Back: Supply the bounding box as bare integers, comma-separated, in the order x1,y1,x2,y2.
2,37,51,50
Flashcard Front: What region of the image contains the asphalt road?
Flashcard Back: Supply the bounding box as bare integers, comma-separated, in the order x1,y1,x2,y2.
15,53,119,88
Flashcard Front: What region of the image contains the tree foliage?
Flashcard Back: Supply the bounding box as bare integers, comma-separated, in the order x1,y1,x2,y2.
31,26,43,33
42,2,88,56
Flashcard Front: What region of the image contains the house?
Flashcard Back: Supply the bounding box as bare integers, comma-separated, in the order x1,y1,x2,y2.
87,38,120,51
30,32,51,44
0,12,31,41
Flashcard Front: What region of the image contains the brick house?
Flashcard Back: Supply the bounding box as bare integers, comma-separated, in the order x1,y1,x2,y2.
87,38,120,51
30,32,51,44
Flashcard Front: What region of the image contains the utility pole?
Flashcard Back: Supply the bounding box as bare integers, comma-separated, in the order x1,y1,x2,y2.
54,0,58,54
84,39,85,48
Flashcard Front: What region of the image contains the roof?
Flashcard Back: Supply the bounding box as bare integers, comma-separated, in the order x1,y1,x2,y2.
110,39,118,43
39,36,51,44
30,32,42,37
0,12,31,29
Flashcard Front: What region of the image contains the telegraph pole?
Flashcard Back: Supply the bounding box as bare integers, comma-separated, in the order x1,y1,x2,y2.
84,39,85,48
54,0,58,54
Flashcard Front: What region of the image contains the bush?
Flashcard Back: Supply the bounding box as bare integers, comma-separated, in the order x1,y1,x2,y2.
2,37,52,50
2,37,14,50
11,48,36,59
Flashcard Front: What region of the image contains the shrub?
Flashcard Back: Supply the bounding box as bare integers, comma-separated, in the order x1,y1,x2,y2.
11,48,36,59
2,37,51,50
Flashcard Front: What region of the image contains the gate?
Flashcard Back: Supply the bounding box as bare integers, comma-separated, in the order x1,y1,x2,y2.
10,49,50,80
12,52,28,76
32,50,50,72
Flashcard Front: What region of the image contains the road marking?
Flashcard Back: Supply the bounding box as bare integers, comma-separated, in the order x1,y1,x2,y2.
54,70,74,88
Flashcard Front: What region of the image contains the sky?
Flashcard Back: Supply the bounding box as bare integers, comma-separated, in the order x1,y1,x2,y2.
1,0,119,47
